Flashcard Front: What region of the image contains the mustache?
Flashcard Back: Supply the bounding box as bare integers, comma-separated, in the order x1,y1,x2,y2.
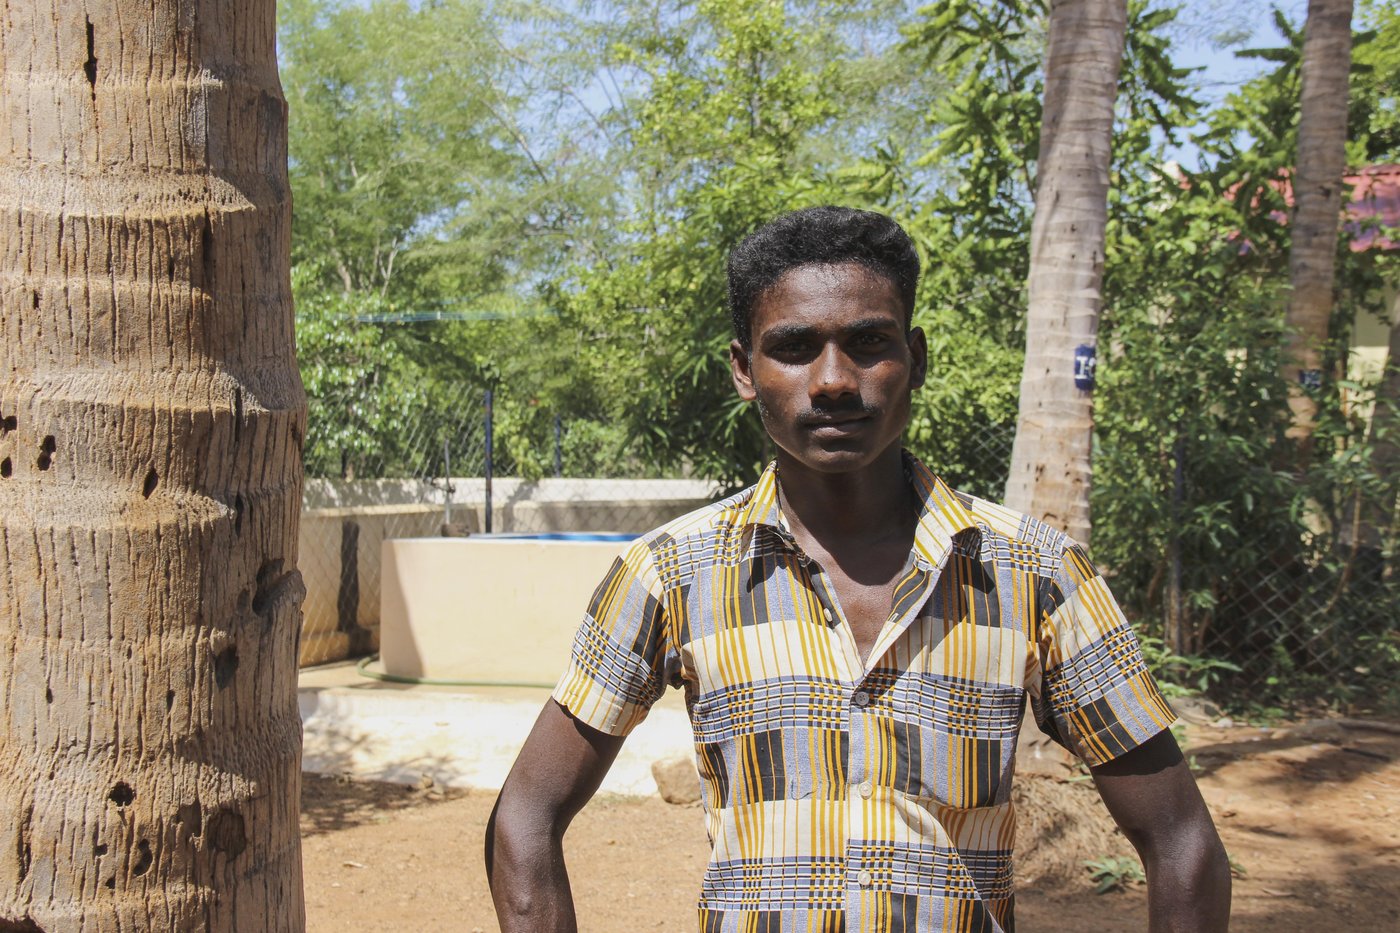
795,399,879,424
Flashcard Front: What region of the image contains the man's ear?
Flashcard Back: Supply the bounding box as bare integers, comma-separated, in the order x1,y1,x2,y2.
907,326,928,390
730,339,757,402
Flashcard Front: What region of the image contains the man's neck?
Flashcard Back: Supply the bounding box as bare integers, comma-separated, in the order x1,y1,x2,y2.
773,444,917,548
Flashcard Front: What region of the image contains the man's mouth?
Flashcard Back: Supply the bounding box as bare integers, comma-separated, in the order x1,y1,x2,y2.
800,411,874,432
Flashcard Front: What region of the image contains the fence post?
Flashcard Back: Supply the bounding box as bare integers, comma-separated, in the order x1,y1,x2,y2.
484,389,494,534
1166,434,1186,657
554,414,563,478
442,438,452,527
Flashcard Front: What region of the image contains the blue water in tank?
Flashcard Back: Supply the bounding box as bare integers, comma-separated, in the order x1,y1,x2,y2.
486,532,638,542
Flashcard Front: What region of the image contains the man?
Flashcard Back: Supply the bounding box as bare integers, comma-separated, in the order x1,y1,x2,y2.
486,207,1231,932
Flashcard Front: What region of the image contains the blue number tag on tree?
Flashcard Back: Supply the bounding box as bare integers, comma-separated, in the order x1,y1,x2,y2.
1074,344,1097,391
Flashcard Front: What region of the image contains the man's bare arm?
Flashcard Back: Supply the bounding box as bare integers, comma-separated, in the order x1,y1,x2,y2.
1091,728,1232,932
485,699,626,932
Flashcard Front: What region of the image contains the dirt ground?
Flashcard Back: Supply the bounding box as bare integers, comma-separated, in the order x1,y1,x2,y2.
301,718,1400,932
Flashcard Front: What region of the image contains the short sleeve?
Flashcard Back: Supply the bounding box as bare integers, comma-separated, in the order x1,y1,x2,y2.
552,538,674,737
1031,543,1176,767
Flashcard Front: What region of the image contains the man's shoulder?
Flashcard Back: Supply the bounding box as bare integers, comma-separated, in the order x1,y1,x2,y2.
617,480,762,569
935,481,1077,575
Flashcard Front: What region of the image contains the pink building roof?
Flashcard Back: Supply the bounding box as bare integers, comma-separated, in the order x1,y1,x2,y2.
1252,163,1400,252
1341,164,1400,252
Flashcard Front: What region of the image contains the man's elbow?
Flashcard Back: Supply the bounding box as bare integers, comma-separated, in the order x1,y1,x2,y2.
486,789,577,929
1141,817,1233,928
486,788,547,878
1176,823,1230,892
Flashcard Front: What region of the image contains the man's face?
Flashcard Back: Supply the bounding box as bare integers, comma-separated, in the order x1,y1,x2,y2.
730,262,926,474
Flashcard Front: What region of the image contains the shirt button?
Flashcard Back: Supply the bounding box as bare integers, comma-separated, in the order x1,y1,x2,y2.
856,869,873,887
822,607,833,622
859,781,873,799
852,690,870,708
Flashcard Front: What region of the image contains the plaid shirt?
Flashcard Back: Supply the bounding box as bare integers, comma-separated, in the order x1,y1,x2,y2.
554,454,1173,933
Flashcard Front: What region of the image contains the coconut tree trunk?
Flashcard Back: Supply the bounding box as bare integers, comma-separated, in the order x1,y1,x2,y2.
1363,294,1400,578
1003,0,1127,548
1283,0,1354,452
0,2,306,930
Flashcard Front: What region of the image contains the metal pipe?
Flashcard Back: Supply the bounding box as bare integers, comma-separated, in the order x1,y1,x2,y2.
554,414,563,478
442,438,452,526
484,389,494,534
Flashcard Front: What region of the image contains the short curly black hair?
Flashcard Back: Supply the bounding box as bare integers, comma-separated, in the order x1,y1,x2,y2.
727,206,920,350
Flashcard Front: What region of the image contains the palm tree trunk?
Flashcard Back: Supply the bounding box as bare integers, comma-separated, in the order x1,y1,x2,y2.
1003,0,1127,548
1364,294,1400,579
1283,0,1354,453
0,2,306,930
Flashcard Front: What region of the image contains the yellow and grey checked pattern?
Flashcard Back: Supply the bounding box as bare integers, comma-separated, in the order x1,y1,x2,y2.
554,454,1174,933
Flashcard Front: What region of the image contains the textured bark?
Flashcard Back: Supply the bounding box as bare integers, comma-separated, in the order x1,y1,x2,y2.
1361,294,1400,574
1003,0,1126,548
1284,0,1354,448
0,2,306,930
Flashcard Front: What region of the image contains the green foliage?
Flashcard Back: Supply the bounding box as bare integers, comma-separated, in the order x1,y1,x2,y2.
280,0,528,304
1138,635,1242,698
296,266,440,478
550,0,878,486
1354,0,1400,162
1084,855,1145,894
896,0,1199,499
1092,8,1400,710
281,0,1400,708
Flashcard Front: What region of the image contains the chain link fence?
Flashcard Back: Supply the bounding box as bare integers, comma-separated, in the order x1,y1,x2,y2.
918,422,1399,708
296,383,722,667
295,390,1398,710
298,381,490,666
1194,542,1399,706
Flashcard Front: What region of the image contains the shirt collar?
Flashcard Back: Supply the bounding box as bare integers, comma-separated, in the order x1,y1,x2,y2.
734,450,979,572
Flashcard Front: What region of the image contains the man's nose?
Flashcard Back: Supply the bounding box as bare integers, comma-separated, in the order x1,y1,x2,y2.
811,344,858,399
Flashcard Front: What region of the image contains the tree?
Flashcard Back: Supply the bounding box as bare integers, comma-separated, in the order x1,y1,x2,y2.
1364,299,1400,578
281,0,631,483
1002,0,1127,546
279,0,523,304
0,2,305,929
1090,4,1400,697
552,0,854,486
1283,0,1354,452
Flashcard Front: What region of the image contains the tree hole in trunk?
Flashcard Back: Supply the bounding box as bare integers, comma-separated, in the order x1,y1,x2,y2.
233,389,243,444
83,19,97,97
1,459,11,478
206,808,247,857
142,468,158,498
36,436,54,471
95,844,107,856
252,559,291,616
200,211,215,288
108,782,134,807
0,414,14,433
213,645,239,688
0,916,45,932
132,840,152,877
175,803,203,840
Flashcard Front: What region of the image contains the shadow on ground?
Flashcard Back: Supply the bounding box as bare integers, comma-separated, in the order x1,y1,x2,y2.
300,773,469,837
